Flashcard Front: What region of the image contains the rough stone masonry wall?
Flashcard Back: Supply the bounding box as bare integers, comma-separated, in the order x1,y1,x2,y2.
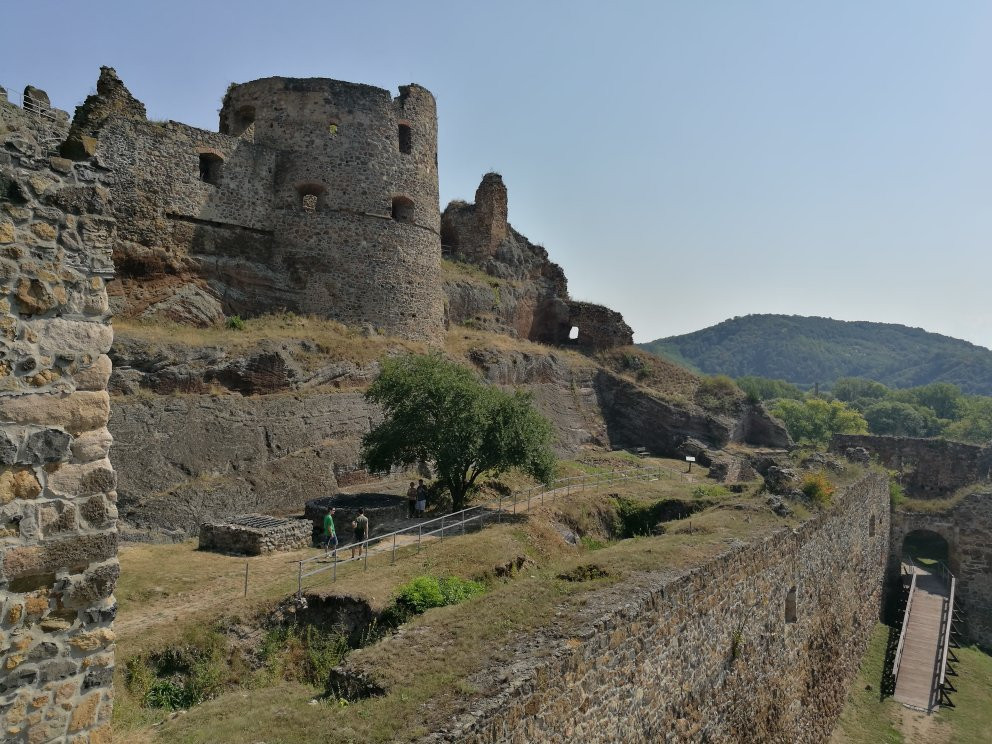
831,433,992,498
428,473,889,744
889,491,992,648
0,90,117,742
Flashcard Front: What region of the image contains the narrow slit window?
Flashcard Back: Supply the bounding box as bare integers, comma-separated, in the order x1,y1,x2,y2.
199,153,223,186
785,587,798,623
398,123,412,154
869,514,876,537
391,195,414,222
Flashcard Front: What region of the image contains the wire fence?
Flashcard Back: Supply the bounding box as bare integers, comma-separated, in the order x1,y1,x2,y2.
293,462,694,597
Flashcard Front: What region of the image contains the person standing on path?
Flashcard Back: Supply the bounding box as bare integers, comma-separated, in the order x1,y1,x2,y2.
416,479,428,517
407,481,417,519
351,509,369,559
323,507,337,560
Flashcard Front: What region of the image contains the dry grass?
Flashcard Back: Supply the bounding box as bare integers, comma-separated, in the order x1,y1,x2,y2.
116,473,797,743
444,324,594,369
898,483,988,514
115,313,426,365
596,346,702,401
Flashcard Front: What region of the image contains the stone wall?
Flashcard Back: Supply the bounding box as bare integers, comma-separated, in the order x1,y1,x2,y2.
70,68,444,341
425,473,889,743
830,433,992,498
888,491,992,647
442,173,634,352
0,88,117,743
198,514,311,555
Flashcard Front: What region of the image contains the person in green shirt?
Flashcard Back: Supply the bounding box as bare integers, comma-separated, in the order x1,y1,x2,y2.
322,507,337,559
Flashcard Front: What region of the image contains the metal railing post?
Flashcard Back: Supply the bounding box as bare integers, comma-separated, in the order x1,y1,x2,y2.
440,515,445,541
462,512,466,536
333,555,337,582
392,532,397,564
297,561,303,599
418,525,422,553
498,494,502,523
364,540,368,571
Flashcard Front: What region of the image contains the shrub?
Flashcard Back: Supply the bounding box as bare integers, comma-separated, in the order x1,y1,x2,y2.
393,575,485,616
695,375,741,415
889,477,906,507
225,314,246,330
580,535,608,551
259,624,350,687
801,471,835,506
691,484,731,500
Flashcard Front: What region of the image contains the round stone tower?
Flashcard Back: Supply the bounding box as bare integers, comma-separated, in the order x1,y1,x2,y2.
220,77,443,342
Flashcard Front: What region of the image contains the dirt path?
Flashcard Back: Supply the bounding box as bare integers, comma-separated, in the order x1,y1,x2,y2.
897,706,952,743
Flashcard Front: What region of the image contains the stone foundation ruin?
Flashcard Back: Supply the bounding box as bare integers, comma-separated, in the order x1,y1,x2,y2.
198,514,311,555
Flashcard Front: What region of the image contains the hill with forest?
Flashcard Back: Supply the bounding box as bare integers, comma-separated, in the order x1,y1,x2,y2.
639,314,992,396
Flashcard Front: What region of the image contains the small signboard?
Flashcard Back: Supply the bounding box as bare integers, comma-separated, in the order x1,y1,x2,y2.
685,456,696,462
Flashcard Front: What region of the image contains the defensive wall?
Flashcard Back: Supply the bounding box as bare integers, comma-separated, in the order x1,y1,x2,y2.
831,433,992,498
425,472,889,743
0,87,118,742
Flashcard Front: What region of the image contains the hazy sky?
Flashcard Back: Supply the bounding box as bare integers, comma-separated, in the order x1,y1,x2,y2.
4,1,991,346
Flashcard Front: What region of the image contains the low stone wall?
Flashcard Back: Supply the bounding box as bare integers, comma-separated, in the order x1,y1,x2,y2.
424,473,889,743
304,494,407,545
889,491,992,648
831,433,992,498
198,514,311,555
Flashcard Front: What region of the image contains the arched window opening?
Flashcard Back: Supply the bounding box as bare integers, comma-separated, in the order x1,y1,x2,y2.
198,152,223,186
869,514,876,537
785,587,798,623
398,123,412,154
297,184,325,214
391,195,414,222
568,326,579,341
231,105,256,140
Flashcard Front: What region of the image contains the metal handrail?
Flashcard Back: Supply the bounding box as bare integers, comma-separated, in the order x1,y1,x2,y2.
293,462,685,595
938,574,957,691
892,565,918,683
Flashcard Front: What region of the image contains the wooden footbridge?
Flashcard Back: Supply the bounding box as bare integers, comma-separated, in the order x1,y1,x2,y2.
891,559,958,713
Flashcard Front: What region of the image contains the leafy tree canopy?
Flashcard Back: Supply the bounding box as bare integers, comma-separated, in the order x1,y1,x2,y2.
862,400,936,438
361,353,557,510
769,397,868,447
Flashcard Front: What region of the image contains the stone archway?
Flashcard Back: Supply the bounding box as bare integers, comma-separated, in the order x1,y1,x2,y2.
901,528,950,568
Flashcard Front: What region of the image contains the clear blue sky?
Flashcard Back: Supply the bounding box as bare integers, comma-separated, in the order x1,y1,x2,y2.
4,1,991,346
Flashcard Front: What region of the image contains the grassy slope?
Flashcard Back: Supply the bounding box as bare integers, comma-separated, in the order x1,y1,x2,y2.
117,470,807,743
833,623,992,743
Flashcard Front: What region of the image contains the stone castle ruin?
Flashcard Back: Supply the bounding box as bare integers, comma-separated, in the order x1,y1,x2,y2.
38,67,631,351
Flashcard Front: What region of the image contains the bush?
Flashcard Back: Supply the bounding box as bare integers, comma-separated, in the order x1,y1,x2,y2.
889,477,906,507
691,484,731,500
695,375,741,415
225,314,246,330
124,627,228,711
259,624,350,687
801,471,835,506
393,575,485,616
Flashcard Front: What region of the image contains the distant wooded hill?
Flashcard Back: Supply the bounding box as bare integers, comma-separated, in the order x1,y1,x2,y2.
639,314,992,396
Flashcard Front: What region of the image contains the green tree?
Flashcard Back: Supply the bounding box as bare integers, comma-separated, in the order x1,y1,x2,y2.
902,382,964,420
944,397,992,444
863,400,933,437
831,377,890,404
361,353,557,510
770,397,868,447
736,376,805,403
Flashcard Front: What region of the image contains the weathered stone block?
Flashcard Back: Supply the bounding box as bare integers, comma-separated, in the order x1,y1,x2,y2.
46,458,116,498
24,428,73,464
0,391,110,436
73,355,112,392
0,429,18,464
60,559,119,609
22,317,114,359
0,467,42,503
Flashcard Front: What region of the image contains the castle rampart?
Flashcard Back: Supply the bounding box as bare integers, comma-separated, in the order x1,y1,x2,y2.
424,472,889,743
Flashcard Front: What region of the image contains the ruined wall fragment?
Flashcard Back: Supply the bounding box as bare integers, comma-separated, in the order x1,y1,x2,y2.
0,89,117,743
